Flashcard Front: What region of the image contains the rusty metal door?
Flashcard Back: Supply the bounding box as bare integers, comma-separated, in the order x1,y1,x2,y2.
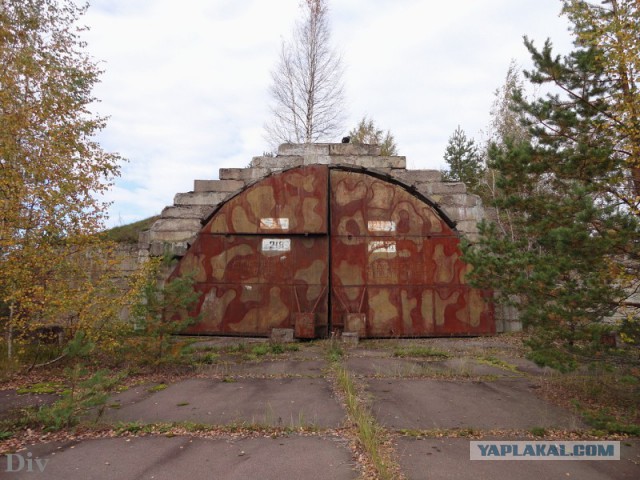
329,169,493,337
174,165,329,337
171,165,493,337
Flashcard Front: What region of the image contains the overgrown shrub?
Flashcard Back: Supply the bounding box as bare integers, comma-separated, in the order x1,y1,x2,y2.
129,255,200,364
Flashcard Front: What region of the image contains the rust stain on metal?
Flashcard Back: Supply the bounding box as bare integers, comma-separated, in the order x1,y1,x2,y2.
170,165,494,338
329,169,493,337
209,165,328,235
294,313,316,338
344,313,366,336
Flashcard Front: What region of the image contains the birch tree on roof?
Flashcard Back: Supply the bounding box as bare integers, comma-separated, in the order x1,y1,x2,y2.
265,0,346,147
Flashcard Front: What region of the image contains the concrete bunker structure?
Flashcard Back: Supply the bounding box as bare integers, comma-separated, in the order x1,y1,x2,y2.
140,143,500,337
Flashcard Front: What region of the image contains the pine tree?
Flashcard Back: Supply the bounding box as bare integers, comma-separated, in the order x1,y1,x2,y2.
463,1,640,370
441,126,484,192
348,117,398,156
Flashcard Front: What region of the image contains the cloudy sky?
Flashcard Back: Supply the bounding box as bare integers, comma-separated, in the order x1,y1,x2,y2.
81,0,575,227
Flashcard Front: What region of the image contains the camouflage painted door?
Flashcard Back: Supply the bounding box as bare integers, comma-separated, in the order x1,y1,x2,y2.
173,165,330,337
171,165,493,337
329,169,493,337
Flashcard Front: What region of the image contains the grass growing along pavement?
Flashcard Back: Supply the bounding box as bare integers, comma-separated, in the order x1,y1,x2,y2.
250,343,299,356
16,382,64,395
326,341,344,363
476,355,520,373
335,365,397,480
538,362,640,436
325,340,401,480
211,342,300,362
147,383,168,393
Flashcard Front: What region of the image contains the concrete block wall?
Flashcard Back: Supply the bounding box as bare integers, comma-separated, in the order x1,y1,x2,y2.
139,142,487,254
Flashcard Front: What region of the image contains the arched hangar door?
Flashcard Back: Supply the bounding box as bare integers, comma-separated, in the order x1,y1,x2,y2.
169,165,494,338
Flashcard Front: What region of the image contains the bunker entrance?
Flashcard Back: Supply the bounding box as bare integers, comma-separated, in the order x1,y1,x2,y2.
169,165,494,338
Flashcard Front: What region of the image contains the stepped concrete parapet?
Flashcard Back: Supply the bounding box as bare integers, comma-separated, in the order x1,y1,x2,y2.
139,143,487,253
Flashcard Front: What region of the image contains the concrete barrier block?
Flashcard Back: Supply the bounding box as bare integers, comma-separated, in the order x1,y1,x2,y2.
462,205,485,221
441,205,485,222
430,182,467,194
465,194,483,207
194,179,244,192
174,191,229,206
382,156,406,169
148,229,197,243
149,240,190,257
450,194,474,206
219,168,270,181
392,169,442,185
302,155,331,165
137,230,151,249
150,218,202,232
277,143,330,156
416,184,434,197
251,155,304,169
341,332,359,346
161,205,213,219
329,143,381,156
329,155,406,169
271,328,294,343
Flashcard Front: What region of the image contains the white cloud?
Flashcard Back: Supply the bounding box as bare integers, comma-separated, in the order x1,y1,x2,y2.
80,0,574,227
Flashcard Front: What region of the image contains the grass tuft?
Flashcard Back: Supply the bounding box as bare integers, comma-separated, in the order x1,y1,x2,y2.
334,364,398,480
147,383,168,393
16,382,63,395
477,355,520,373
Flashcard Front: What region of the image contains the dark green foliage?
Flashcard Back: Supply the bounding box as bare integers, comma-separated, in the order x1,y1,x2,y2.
131,256,201,363
579,407,640,436
529,426,547,437
242,343,299,359
441,126,485,192
348,117,398,156
326,340,343,363
463,24,639,370
16,382,62,395
37,332,124,430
